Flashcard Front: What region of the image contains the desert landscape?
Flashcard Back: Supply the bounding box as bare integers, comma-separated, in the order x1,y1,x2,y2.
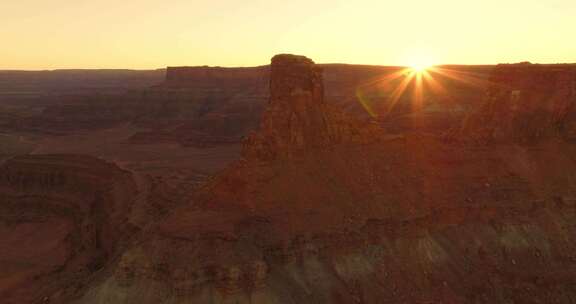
2,0,576,303
2,53,576,303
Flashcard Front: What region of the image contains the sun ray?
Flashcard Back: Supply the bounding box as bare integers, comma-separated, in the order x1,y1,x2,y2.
431,67,492,88
422,69,451,97
383,69,415,115
410,70,426,129
355,68,414,117
413,70,424,112
353,57,493,120
357,68,413,90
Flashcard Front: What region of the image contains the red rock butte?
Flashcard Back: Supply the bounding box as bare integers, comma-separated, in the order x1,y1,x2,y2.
243,54,383,160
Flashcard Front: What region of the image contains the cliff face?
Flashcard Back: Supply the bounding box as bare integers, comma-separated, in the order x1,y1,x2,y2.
458,63,576,143
0,155,140,304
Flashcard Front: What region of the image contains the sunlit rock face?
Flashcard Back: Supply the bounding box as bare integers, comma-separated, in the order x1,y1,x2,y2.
0,154,140,304
243,54,383,160
458,63,576,144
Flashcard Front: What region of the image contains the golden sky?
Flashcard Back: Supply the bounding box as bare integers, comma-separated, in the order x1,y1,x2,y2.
1,0,575,69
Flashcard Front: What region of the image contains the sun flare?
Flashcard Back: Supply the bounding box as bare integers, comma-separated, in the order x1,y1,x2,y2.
404,53,437,73
410,63,432,73
409,61,434,73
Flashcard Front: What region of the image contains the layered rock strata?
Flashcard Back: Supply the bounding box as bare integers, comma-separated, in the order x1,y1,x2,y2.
0,154,139,304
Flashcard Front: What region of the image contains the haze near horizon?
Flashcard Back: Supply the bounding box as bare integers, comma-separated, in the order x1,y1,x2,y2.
1,0,575,69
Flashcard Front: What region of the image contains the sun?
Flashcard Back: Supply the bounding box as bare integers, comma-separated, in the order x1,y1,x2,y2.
410,62,433,72
404,53,437,73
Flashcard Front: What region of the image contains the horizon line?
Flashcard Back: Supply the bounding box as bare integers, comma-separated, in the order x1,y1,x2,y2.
1,61,575,72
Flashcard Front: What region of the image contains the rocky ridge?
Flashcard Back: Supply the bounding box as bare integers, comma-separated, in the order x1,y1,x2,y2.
457,63,576,144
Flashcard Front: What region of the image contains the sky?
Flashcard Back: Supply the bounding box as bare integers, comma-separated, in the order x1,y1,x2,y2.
1,0,575,69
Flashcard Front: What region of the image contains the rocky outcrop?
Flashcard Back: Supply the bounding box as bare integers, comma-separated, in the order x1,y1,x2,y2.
0,154,140,304
135,56,576,303
243,54,383,160
457,63,576,144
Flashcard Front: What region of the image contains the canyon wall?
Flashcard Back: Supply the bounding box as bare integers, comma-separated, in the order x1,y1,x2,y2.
75,56,576,303
0,154,141,304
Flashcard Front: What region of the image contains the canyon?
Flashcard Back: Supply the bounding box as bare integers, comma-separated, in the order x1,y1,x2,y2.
1,55,576,303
